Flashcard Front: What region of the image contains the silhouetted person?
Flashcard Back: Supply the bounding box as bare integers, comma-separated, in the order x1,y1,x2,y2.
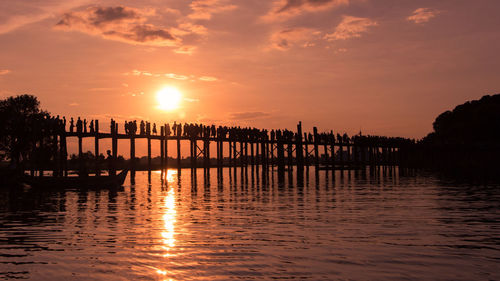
177,123,182,137
165,123,171,136
70,117,74,133
89,120,94,133
106,149,114,173
83,119,87,133
76,117,82,133
140,120,145,135
153,123,157,135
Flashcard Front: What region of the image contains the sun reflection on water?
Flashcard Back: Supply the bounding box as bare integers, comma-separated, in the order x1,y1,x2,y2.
156,169,178,278
165,169,177,184
161,188,176,251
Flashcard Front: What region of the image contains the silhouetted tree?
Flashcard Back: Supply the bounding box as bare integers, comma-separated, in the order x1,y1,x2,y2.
423,94,500,144
0,95,49,169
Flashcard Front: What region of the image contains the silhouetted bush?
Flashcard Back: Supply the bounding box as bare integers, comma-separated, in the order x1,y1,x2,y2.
423,94,500,145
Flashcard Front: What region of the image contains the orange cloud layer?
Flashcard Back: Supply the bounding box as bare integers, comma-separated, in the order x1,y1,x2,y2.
55,6,180,47
407,8,440,24
324,16,377,41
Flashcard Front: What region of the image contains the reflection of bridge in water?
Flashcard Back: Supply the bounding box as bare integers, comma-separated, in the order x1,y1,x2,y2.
36,119,417,177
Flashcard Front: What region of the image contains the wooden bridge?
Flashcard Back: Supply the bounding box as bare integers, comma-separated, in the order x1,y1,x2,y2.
37,119,414,177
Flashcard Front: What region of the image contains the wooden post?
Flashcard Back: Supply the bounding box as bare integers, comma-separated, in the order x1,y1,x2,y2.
177,134,181,169
61,132,68,177
164,124,168,170
233,141,237,167
216,138,221,167
323,143,329,169
338,140,343,169
78,135,83,161
77,132,83,176
261,140,266,168
147,132,151,171
240,141,244,167
353,141,358,167
203,139,209,169
304,133,309,167
190,139,196,168
160,126,164,170
229,140,233,167
330,134,335,170
256,141,260,165
368,145,373,166
130,133,135,172
270,141,274,166
265,141,270,167
244,142,248,166
94,120,100,175
313,127,319,168
219,139,223,167
287,142,293,168
111,124,117,176
53,134,59,177
392,147,396,165
277,138,285,172
265,139,270,166
376,146,380,166
347,142,351,167
206,138,210,168
250,142,255,166
296,122,304,171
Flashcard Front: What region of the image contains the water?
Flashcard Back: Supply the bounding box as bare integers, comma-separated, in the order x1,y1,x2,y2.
0,167,499,280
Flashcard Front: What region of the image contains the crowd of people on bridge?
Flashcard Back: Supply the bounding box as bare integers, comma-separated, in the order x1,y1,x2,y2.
60,117,414,147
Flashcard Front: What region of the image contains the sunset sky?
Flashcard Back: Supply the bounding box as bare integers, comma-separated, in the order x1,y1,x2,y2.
1,0,499,139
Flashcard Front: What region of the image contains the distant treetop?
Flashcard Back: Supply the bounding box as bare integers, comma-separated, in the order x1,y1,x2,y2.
424,94,500,145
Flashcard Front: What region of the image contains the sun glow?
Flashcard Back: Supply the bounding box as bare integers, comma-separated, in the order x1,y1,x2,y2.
156,86,182,111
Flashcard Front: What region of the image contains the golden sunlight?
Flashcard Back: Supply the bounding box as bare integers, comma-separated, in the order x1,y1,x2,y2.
161,188,177,252
156,86,182,111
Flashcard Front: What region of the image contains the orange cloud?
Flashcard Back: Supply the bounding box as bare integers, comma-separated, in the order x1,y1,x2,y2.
324,16,377,41
55,6,179,47
198,76,217,82
264,0,348,21
125,69,217,82
174,45,197,55
229,111,271,120
172,22,208,36
0,69,11,75
0,0,90,34
188,0,237,20
270,27,320,50
407,8,440,24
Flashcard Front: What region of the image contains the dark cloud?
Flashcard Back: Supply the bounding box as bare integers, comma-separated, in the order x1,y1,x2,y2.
109,24,176,42
270,27,318,50
276,0,334,14
91,6,140,26
263,0,348,21
229,111,271,120
188,0,237,20
55,6,179,46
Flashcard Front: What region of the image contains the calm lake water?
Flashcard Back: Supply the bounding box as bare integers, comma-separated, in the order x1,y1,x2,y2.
0,167,499,280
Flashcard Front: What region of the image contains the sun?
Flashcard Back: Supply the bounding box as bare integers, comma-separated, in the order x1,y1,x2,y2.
156,86,182,111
